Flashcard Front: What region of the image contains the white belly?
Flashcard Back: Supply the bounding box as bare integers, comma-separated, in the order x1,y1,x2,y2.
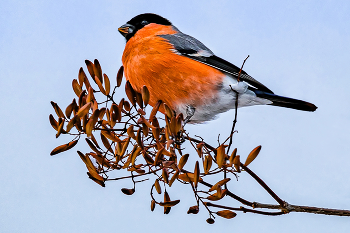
175,76,272,123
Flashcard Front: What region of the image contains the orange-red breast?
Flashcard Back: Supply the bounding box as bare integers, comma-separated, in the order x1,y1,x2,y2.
118,13,317,123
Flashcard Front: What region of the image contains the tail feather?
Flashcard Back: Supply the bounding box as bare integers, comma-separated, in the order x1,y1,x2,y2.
253,90,317,112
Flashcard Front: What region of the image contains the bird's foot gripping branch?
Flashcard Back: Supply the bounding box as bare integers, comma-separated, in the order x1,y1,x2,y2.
49,59,350,223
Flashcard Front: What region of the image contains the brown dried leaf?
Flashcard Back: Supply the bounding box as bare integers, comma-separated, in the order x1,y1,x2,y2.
216,144,227,168
103,73,110,96
50,140,78,155
93,59,103,84
168,170,179,187
216,210,237,219
244,145,261,166
153,148,164,166
72,79,82,97
209,178,231,192
121,188,135,195
154,180,161,194
86,109,100,137
125,81,136,105
78,67,86,86
233,155,241,172
204,155,212,174
142,151,154,165
141,85,150,106
65,102,74,119
51,101,65,118
162,168,169,184
101,130,121,143
206,218,215,224
178,154,189,170
85,60,95,78
85,138,101,154
149,100,162,121
120,137,130,157
78,90,87,108
229,148,237,166
187,205,199,214
151,200,156,211
116,66,124,87
136,128,143,148
49,114,58,130
135,92,143,109
159,200,180,207
94,75,106,95
194,161,200,188
178,172,203,183
126,125,136,139
86,87,95,103
163,103,173,118
101,133,113,154
76,102,91,118
131,146,142,165
123,100,131,111
56,118,65,138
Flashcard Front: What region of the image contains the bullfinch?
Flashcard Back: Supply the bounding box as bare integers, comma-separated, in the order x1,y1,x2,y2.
118,13,317,123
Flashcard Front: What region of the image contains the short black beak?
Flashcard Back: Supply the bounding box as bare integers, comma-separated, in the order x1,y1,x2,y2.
118,24,134,37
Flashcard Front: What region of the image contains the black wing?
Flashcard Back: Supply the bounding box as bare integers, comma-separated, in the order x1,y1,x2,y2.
158,32,274,94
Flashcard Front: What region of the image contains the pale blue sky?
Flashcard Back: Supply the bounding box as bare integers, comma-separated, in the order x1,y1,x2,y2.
1,0,350,232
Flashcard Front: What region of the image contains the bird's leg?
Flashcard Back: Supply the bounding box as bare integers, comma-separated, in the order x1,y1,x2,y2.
184,105,195,125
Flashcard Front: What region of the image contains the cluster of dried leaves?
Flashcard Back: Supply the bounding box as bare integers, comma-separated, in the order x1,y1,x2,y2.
50,59,350,223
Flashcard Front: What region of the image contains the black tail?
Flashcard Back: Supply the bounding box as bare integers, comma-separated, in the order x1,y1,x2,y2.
253,90,317,112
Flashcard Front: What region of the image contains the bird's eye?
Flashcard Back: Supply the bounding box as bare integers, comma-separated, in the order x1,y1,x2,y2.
141,20,149,25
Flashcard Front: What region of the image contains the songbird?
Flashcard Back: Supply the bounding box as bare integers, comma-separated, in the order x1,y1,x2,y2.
118,13,317,123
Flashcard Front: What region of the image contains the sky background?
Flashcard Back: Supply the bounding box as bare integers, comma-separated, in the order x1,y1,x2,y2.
1,0,350,232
